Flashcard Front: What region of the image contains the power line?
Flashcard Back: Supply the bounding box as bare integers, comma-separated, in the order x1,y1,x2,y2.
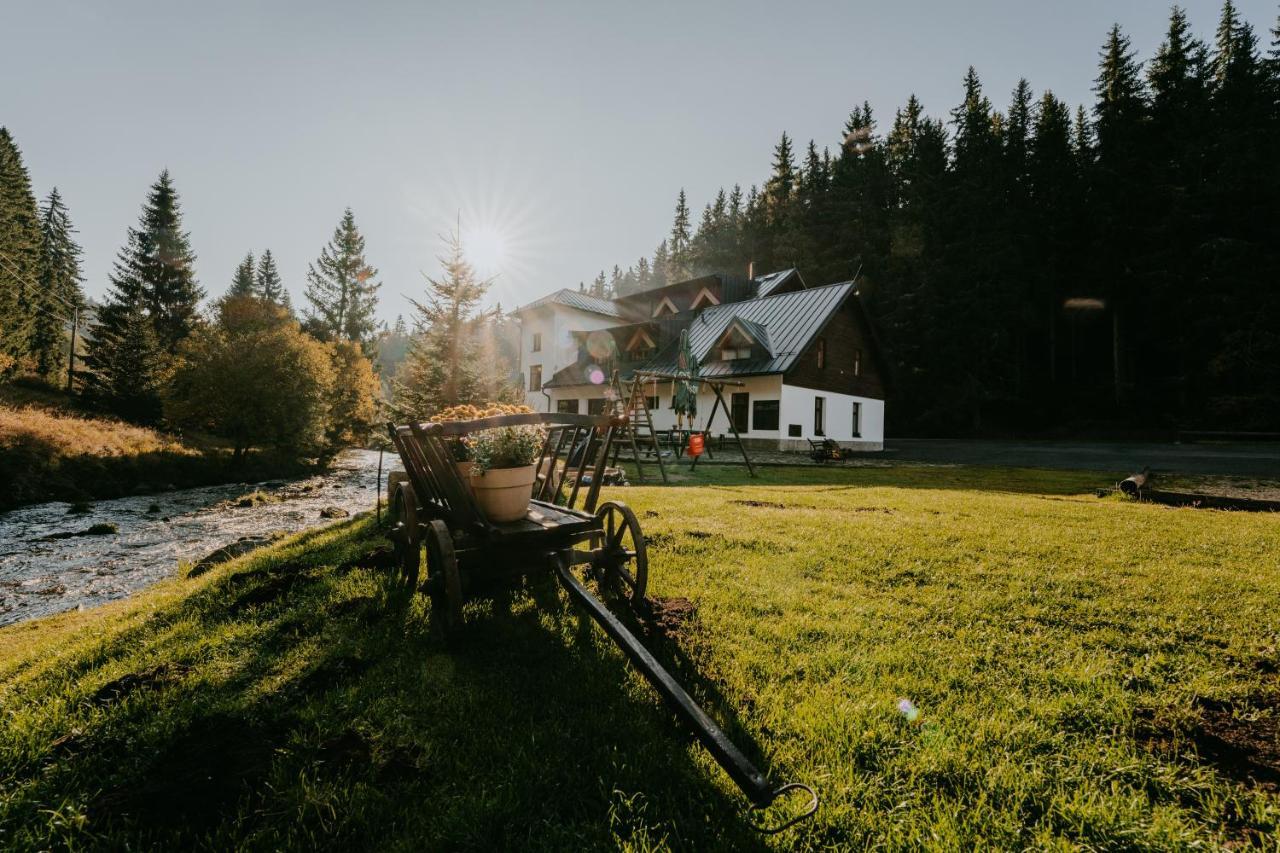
0,250,79,311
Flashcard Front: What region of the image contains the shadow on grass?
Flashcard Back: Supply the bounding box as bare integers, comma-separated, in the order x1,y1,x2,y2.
627,460,1112,497
11,525,770,849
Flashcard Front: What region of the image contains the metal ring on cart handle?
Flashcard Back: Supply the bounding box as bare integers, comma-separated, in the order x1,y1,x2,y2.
749,782,819,834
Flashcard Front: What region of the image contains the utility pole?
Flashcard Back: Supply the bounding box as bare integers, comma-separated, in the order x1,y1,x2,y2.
66,305,79,391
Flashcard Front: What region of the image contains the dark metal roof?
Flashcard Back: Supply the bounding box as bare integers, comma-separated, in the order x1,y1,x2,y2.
754,268,803,298
513,288,623,318
546,280,856,385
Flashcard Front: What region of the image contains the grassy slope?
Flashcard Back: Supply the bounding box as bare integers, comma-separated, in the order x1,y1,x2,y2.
0,384,310,510
1,465,1278,849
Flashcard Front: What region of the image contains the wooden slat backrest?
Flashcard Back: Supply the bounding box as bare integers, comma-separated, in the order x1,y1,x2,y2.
389,412,624,528
409,422,487,529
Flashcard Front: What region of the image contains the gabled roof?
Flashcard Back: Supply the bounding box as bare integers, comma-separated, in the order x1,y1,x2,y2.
636,281,856,379
754,268,804,298
513,288,623,318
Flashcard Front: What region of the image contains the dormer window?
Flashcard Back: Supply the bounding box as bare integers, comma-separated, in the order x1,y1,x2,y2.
690,287,720,310
626,328,657,360
653,295,678,317
714,321,763,362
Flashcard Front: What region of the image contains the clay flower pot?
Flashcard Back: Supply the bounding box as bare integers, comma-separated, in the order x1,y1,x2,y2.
471,464,536,522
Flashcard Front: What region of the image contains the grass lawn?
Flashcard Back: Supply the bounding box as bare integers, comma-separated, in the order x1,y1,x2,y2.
1,464,1278,849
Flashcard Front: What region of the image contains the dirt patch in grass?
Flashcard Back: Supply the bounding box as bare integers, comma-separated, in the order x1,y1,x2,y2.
646,596,699,641
729,499,787,509
1190,696,1280,792
1141,694,1280,794
88,663,192,707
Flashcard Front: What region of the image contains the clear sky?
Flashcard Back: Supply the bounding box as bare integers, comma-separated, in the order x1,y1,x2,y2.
4,0,1275,325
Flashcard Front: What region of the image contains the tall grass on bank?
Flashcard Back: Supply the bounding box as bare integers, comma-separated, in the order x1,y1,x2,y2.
1,465,1278,848
0,395,311,511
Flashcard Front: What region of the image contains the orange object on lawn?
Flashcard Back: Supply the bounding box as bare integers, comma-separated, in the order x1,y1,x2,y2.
687,432,705,457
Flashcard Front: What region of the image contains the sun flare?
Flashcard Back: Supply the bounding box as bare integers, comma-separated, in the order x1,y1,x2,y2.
462,223,508,275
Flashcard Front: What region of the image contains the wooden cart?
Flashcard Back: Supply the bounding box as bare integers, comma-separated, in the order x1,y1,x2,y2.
385,411,816,829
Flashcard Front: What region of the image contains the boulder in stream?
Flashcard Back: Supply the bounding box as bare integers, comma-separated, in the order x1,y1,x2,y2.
319,506,349,519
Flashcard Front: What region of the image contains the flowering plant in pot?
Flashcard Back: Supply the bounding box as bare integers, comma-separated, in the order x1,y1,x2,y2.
467,420,547,522
430,403,533,478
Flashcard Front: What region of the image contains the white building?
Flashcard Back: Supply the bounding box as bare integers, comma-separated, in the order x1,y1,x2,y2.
515,271,886,451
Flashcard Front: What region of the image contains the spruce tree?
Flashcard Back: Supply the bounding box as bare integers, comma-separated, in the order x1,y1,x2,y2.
392,229,507,418
1147,6,1213,405
668,190,692,281
136,170,202,353
228,252,257,299
304,208,380,355
88,295,167,423
650,240,670,290
764,132,796,222
31,188,84,381
255,249,289,309
1092,24,1150,406
0,127,42,374
85,170,200,416
633,256,652,293
590,270,608,299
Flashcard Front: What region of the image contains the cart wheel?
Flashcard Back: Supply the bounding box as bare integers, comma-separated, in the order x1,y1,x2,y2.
389,483,421,588
424,519,464,636
593,501,648,608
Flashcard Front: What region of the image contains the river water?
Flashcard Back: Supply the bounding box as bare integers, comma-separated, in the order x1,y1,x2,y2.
0,449,386,627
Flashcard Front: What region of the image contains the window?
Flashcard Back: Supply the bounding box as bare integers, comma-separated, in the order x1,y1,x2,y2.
730,392,749,434
854,348,862,376
752,400,780,431
814,396,825,436
851,401,861,437
557,398,579,414
721,346,751,361
532,332,542,353
645,395,660,411
816,337,826,369
529,364,542,392
788,424,802,437
587,398,608,415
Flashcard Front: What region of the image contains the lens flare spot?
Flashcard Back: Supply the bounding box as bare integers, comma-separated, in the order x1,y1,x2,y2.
585,331,616,361
897,698,920,723
587,365,605,385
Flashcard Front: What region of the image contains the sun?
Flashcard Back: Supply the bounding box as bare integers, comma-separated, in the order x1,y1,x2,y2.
463,223,508,275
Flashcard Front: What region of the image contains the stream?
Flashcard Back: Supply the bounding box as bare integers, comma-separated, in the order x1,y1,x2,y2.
0,449,386,627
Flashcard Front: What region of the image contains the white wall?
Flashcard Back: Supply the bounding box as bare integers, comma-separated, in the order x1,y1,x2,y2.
517,305,618,411
548,376,884,450
780,383,884,449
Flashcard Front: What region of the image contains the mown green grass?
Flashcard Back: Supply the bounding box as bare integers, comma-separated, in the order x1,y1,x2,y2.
1,464,1278,850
